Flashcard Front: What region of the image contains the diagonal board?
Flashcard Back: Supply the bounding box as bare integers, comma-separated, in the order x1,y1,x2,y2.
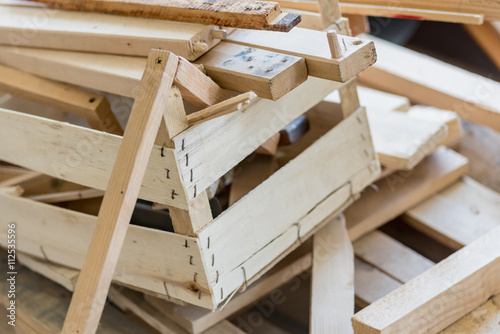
62,50,178,334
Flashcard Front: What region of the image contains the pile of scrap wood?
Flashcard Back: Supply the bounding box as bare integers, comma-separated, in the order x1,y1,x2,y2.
0,0,499,333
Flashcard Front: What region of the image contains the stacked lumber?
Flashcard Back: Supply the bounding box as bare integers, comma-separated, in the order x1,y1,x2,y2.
0,0,499,333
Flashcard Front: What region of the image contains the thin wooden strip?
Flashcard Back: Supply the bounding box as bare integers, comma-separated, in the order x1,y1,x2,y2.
196,42,308,100
352,225,500,334
0,171,43,188
28,0,301,31
226,27,377,82
345,147,469,241
358,34,500,132
464,22,500,70
0,5,219,60
0,107,188,208
27,188,105,204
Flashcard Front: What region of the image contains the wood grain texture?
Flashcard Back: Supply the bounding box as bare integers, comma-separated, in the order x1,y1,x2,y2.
62,50,179,333
226,27,377,82
28,0,301,31
0,5,219,60
441,294,500,333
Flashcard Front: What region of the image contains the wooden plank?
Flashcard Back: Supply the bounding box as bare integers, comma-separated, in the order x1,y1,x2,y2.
0,171,43,188
352,225,500,334
0,107,188,208
404,176,500,250
196,43,307,100
172,77,343,201
27,188,105,204
0,64,122,135
367,108,447,170
226,27,377,82
197,108,379,306
278,1,483,24
358,35,500,132
353,231,434,283
61,50,179,333
465,22,500,71
0,190,213,309
441,294,500,333
345,147,469,241
0,251,155,334
310,215,354,334
0,45,303,102
0,5,219,60
29,0,301,31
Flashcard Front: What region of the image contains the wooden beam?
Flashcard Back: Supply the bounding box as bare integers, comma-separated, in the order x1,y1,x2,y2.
196,43,308,100
465,22,500,71
29,0,301,31
344,147,469,241
62,50,179,333
352,225,500,334
358,35,500,132
0,5,219,60
310,215,354,334
27,188,105,204
441,294,500,333
226,27,377,82
0,64,122,135
404,176,500,250
0,107,188,208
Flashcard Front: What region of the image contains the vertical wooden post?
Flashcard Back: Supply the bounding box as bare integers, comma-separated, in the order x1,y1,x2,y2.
62,50,179,334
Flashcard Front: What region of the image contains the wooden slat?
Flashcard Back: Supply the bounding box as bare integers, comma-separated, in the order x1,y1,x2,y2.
197,108,379,306
0,64,122,135
441,294,500,333
61,50,179,333
310,215,354,334
196,42,307,100
358,35,500,132
353,231,434,283
404,176,500,250
0,5,219,60
0,107,188,208
29,0,301,31
345,147,469,241
27,188,104,204
0,45,303,102
465,22,500,71
226,27,377,82
0,171,43,188
0,189,213,308
352,225,500,334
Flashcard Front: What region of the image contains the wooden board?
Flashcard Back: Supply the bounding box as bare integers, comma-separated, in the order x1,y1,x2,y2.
352,225,500,334
0,5,219,60
226,27,377,82
465,22,500,71
0,45,306,101
404,176,500,250
29,0,301,31
358,35,500,132
441,294,500,333
197,108,379,306
196,42,307,100
345,147,469,241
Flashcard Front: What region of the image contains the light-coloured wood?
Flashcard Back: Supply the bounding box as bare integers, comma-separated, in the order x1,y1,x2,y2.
441,294,500,333
310,214,354,334
172,77,343,201
255,133,281,155
169,191,213,235
353,231,434,283
187,92,258,126
0,64,122,135
359,34,500,132
277,1,483,24
327,30,343,58
367,108,447,170
0,250,155,334
62,50,180,334
197,43,308,100
0,171,43,188
27,188,104,204
197,108,379,306
317,0,342,29
0,5,219,60
352,225,500,334
404,176,500,250
465,22,500,70
0,107,188,208
226,28,377,82
16,253,79,292
0,189,213,309
29,0,300,31
345,147,469,241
